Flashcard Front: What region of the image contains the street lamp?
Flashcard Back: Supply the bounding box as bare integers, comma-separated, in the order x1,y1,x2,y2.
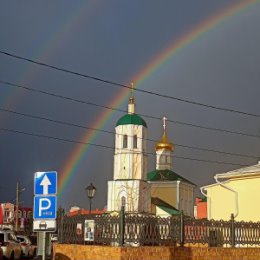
85,183,96,214
15,182,25,232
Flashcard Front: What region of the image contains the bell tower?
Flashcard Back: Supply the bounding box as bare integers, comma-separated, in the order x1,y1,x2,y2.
107,84,151,213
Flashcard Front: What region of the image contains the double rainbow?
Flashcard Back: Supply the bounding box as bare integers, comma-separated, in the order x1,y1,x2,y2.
58,0,257,197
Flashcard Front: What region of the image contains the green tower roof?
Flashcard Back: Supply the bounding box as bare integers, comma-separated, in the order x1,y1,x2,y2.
147,169,195,185
116,114,147,127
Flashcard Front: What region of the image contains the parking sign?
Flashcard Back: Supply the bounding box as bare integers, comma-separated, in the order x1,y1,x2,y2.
33,171,58,232
34,196,57,219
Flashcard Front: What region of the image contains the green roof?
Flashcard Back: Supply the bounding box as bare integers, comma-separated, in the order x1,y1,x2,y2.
116,114,147,127
198,196,207,202
147,169,195,185
151,197,180,216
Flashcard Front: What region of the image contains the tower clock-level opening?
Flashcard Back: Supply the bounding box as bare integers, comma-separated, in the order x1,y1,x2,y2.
123,135,128,148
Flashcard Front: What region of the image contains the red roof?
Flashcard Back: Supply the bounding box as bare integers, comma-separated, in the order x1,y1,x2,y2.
67,208,106,217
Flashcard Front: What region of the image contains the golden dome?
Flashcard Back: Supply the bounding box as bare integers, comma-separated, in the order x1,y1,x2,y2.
156,131,174,151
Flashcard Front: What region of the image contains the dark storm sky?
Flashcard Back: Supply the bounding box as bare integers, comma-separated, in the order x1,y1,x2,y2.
0,0,259,211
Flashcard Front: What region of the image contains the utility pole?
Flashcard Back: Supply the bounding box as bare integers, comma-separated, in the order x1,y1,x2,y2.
15,182,19,232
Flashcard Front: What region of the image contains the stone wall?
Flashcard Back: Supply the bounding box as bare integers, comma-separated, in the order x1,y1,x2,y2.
53,244,260,260
175,247,260,260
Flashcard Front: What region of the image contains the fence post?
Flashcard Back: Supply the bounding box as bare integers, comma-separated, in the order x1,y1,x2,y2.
179,211,185,247
58,214,64,243
230,213,235,247
119,205,125,246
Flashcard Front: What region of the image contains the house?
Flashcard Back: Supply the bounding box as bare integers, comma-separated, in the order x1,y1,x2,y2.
0,202,32,230
200,161,260,221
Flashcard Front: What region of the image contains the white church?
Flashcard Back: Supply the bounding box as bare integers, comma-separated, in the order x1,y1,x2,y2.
107,91,195,217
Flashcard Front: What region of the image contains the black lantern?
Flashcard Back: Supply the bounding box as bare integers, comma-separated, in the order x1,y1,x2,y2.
85,183,96,214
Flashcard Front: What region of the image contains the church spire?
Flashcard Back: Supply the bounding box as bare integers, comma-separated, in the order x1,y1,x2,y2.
163,116,167,131
128,82,135,114
156,117,174,151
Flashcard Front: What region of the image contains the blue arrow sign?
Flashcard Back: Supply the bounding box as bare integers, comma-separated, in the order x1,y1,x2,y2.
34,196,57,219
34,171,57,195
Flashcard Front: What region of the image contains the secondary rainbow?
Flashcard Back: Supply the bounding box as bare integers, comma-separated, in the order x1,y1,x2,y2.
58,0,257,197
0,1,100,111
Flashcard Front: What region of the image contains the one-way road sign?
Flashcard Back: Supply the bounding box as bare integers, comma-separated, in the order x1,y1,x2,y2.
34,171,57,195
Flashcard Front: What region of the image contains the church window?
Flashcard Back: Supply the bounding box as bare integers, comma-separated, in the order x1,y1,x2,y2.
123,135,128,148
133,135,137,148
121,196,126,208
160,156,165,163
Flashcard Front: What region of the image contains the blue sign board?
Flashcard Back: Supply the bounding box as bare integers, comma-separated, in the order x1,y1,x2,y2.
34,196,57,219
34,171,57,195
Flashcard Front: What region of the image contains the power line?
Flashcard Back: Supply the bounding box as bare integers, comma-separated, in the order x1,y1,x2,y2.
1,79,260,139
0,50,259,118
0,127,250,167
0,80,125,113
0,107,258,160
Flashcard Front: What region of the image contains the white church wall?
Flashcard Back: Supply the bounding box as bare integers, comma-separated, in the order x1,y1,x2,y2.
107,180,150,212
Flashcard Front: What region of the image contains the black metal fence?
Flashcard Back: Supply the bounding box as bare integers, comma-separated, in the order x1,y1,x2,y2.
57,210,260,247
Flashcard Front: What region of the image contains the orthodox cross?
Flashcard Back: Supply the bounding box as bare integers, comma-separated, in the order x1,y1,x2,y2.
162,116,167,131
131,82,134,96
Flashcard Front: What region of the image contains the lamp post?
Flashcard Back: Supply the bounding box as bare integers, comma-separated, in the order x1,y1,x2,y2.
85,183,96,214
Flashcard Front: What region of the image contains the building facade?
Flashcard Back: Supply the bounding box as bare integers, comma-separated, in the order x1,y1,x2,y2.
194,197,207,219
201,161,260,221
0,202,32,230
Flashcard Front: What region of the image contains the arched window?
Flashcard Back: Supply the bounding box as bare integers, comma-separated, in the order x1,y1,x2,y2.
121,196,126,209
133,135,137,148
123,135,128,148
160,155,165,163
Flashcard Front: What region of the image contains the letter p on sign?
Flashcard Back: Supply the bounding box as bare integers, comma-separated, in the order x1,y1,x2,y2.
39,198,51,217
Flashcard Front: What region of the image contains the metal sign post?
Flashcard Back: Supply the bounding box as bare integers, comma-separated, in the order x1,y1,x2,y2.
42,231,46,260
33,171,58,259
